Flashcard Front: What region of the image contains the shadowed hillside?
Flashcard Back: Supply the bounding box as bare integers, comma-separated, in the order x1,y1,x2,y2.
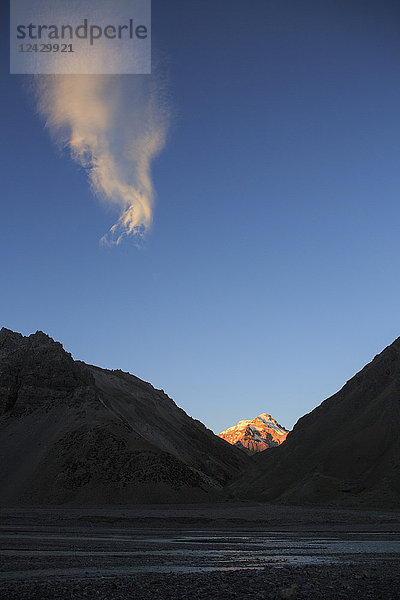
229,337,400,508
0,328,249,506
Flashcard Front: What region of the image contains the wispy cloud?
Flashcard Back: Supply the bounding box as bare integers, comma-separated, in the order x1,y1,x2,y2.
33,70,169,244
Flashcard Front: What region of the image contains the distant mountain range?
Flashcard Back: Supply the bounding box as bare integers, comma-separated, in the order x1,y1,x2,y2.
1,327,400,509
219,414,288,454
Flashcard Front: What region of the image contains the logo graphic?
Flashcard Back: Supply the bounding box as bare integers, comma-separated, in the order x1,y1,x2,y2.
10,0,151,74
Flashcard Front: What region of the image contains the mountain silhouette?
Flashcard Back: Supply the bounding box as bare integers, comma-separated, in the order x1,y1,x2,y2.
229,337,400,508
0,328,249,506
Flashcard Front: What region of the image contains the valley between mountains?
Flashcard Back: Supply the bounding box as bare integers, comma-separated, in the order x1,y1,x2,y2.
1,327,400,509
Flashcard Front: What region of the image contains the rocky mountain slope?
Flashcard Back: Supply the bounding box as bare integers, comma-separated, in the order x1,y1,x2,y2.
219,413,288,454
0,328,249,507
229,337,400,508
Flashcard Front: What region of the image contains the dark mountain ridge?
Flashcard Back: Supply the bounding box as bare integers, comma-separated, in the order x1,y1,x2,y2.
229,337,400,508
0,328,249,507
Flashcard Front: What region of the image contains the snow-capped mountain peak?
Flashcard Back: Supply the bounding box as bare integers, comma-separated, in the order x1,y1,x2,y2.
219,413,289,455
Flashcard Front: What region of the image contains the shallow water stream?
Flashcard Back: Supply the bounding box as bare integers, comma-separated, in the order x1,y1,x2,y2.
1,527,400,577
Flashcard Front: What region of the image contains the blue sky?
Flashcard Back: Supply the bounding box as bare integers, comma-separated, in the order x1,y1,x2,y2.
1,0,400,433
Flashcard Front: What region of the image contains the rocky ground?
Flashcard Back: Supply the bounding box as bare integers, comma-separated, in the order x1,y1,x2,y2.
1,562,400,600
1,504,400,599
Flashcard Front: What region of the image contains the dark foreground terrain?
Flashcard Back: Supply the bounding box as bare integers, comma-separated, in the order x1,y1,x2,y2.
1,504,400,599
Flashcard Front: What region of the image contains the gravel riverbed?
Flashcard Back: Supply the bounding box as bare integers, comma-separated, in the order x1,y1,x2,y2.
1,505,399,599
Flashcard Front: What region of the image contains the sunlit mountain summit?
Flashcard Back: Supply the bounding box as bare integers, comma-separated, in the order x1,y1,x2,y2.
219,413,288,454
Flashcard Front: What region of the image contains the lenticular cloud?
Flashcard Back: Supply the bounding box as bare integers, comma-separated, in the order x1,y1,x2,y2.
33,72,169,245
